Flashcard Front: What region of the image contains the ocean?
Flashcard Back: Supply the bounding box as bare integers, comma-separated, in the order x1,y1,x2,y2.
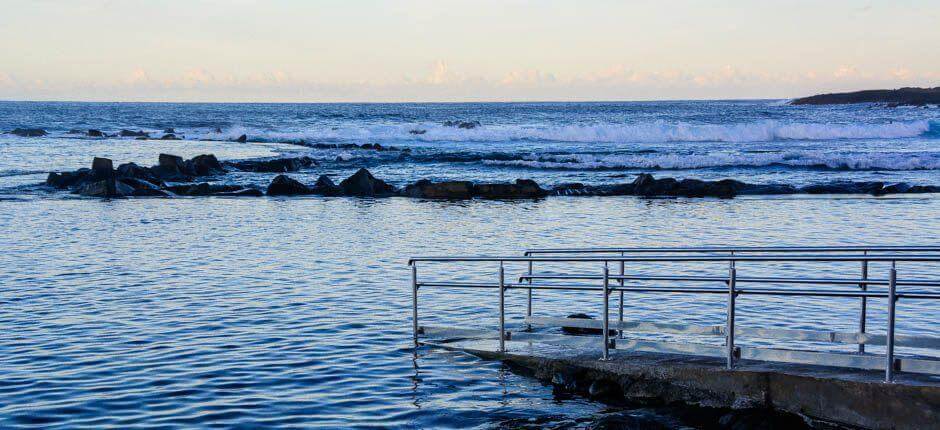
1,100,939,428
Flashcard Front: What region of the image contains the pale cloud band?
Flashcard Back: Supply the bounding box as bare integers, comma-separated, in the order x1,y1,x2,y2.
0,0,937,102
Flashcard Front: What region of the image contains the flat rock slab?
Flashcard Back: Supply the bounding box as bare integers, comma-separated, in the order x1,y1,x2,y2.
424,338,940,430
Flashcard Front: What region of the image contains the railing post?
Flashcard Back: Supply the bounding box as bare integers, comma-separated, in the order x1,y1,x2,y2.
412,263,419,346
726,263,737,370
859,251,868,354
619,254,625,339
526,259,533,331
499,262,506,353
885,262,897,383
602,264,610,361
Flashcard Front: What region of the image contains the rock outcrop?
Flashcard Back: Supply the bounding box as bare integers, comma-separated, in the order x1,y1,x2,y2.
11,128,47,137
119,129,149,137
266,174,314,196
790,87,940,106
402,180,474,199
340,168,398,197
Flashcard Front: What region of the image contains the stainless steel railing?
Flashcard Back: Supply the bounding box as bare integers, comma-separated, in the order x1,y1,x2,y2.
522,246,940,355
409,246,940,382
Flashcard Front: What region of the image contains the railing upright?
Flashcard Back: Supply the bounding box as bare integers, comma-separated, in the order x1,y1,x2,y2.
412,264,419,346
859,251,869,354
886,262,897,382
618,253,625,339
602,264,610,360
499,262,506,352
727,263,737,370
526,260,533,331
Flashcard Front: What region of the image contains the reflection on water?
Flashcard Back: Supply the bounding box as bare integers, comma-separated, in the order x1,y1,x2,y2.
0,196,938,428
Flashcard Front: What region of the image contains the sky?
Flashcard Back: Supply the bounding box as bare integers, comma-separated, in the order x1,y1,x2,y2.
1,0,938,102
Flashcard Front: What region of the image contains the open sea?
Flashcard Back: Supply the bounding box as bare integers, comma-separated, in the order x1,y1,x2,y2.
1,100,939,428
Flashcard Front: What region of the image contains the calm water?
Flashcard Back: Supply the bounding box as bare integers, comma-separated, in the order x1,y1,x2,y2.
1,101,939,428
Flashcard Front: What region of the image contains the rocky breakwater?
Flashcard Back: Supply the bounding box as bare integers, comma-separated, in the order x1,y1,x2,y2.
46,153,259,198
46,153,940,200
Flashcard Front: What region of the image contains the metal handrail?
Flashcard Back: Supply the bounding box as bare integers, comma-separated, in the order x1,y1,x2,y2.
518,273,940,287
410,254,940,263
523,245,940,255
409,249,940,383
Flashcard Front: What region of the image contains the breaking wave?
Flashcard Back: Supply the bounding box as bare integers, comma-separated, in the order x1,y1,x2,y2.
205,120,936,144
479,151,940,171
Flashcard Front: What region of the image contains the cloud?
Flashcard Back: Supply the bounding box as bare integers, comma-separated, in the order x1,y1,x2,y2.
1,62,938,102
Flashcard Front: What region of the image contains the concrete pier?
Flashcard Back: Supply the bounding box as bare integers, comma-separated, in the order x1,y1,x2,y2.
422,336,940,430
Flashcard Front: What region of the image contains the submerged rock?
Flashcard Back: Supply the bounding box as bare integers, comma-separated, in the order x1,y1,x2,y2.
11,128,47,137
160,133,180,140
340,168,398,197
87,129,105,137
266,175,314,196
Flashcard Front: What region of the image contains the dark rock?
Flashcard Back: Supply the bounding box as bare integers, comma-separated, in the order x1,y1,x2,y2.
226,156,315,173
551,183,589,196
791,87,940,105
550,371,579,392
587,379,622,401
737,183,798,195
266,175,314,196
633,174,679,197
119,178,172,197
472,179,546,199
189,154,226,176
116,162,164,186
402,179,474,199
409,129,427,135
91,157,114,174
879,182,911,194
87,129,105,137
151,153,193,181
906,185,940,193
119,129,149,138
79,179,133,198
166,183,243,196
235,134,247,143
443,120,481,129
46,170,90,189
312,175,343,196
800,181,884,195
718,409,811,430
11,128,47,137
339,168,397,197
67,129,83,134
160,133,180,140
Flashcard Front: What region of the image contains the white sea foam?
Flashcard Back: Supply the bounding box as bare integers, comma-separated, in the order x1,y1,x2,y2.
482,151,940,171
204,120,934,144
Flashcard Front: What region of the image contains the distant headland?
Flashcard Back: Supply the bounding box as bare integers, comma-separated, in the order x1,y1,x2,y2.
790,87,940,106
